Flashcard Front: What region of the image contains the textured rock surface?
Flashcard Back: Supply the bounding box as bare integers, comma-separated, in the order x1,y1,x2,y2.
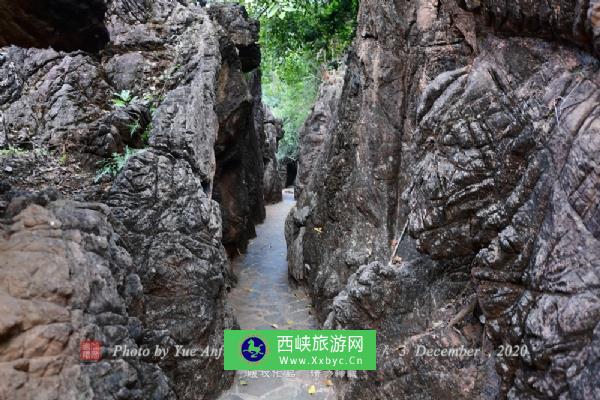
0,47,114,155
0,0,109,52
467,0,600,56
288,0,600,398
212,33,266,256
0,199,173,400
294,69,344,201
207,4,261,73
0,0,267,251
262,107,284,204
1,1,269,399
105,5,240,397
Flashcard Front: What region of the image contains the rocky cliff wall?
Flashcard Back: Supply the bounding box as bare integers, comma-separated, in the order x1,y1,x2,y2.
0,200,174,399
287,0,600,399
0,1,270,399
294,68,345,201
262,106,284,204
211,5,266,256
104,4,241,397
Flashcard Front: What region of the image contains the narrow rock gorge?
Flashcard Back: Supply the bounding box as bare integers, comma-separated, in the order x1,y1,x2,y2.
0,0,599,400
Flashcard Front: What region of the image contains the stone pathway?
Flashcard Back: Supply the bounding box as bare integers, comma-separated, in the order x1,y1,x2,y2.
218,189,336,400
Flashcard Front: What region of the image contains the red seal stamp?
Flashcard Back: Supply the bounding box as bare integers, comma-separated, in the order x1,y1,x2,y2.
80,340,102,361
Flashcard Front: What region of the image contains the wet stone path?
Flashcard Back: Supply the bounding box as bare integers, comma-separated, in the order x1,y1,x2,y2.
218,189,336,400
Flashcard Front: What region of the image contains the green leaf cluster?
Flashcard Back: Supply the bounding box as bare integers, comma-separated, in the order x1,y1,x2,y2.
0,145,28,157
238,0,358,160
94,146,141,183
127,119,153,145
112,90,138,108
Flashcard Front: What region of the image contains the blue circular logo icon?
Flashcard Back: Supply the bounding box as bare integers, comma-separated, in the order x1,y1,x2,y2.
241,336,266,362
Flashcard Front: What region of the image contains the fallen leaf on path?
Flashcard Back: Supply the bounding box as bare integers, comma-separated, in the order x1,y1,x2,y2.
308,385,317,395
239,380,248,386
325,379,333,386
313,227,323,234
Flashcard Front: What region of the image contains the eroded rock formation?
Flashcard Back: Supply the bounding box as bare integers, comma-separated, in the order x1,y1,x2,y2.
211,4,267,256
0,1,270,399
0,199,174,399
294,69,344,200
287,0,600,399
262,107,284,203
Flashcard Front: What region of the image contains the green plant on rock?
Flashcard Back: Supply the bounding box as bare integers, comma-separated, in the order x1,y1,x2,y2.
0,145,28,157
127,119,152,144
128,119,141,139
94,146,141,183
58,152,69,166
142,92,155,103
112,90,138,108
0,145,52,158
145,94,159,117
141,123,153,144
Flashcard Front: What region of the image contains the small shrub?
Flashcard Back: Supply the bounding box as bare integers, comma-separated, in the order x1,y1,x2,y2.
58,152,68,165
94,146,141,183
141,123,153,144
0,145,28,157
112,90,138,108
128,117,153,144
128,119,141,138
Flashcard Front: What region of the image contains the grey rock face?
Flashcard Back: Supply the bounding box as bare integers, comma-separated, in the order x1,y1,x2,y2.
0,200,174,400
212,21,266,256
1,1,267,399
294,69,345,201
207,3,261,72
0,47,113,152
106,9,240,397
263,106,284,204
0,0,267,252
288,0,600,398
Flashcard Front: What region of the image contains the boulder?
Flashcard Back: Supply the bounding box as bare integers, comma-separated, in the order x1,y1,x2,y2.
0,199,174,400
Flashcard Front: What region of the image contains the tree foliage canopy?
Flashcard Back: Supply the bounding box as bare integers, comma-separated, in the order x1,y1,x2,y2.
238,0,358,160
